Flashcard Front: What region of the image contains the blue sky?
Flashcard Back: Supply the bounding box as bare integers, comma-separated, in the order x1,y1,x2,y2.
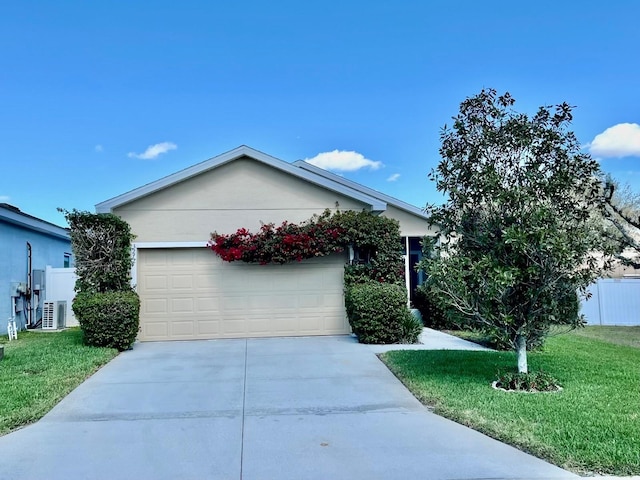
1,1,639,226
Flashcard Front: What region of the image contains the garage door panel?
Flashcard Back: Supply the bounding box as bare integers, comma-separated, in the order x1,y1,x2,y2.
169,249,197,265
144,321,169,339
171,297,194,313
144,298,168,314
196,320,221,336
195,274,218,289
246,318,270,334
222,318,248,336
222,295,249,312
297,316,321,333
170,320,195,336
323,315,350,333
196,297,219,313
144,250,170,266
253,294,298,310
137,248,349,341
144,275,168,290
171,274,193,289
298,295,321,308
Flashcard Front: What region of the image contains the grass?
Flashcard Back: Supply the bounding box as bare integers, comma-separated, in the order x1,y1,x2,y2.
380,328,640,476
446,325,640,350
0,328,118,436
570,325,640,348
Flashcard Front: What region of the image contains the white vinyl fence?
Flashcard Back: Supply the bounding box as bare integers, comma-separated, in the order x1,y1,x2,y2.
44,266,78,327
580,278,640,326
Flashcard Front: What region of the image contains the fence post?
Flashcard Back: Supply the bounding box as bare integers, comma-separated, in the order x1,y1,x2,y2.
595,280,604,325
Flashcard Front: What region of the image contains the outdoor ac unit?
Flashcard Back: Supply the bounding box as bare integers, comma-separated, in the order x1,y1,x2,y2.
42,301,67,330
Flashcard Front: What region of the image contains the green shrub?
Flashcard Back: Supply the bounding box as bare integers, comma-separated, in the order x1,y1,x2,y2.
345,282,416,344
412,285,463,330
495,370,561,392
73,290,140,351
400,311,423,344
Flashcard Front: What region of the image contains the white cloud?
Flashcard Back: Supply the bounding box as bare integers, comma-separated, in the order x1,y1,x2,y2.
0,195,10,203
304,150,383,171
588,123,640,158
387,173,401,182
128,142,177,160
95,144,103,153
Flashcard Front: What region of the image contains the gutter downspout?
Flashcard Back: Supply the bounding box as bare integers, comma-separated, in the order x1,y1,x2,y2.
404,236,411,308
26,242,32,326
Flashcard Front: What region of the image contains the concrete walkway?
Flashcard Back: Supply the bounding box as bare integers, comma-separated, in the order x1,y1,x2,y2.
367,327,493,353
0,334,575,480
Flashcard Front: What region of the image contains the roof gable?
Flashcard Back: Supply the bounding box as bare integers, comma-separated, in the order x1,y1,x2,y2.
96,146,386,214
96,145,426,222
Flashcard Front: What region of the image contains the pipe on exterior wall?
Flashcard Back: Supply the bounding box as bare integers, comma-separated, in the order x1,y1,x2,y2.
26,242,32,326
404,236,411,308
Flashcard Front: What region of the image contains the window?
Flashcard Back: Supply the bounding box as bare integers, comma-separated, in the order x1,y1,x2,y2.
64,253,71,268
350,245,374,265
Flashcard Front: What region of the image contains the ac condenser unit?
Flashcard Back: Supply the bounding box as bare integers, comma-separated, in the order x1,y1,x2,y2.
42,301,67,330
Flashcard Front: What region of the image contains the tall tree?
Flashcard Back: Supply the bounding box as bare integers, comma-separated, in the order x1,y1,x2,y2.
602,178,640,269
422,89,615,373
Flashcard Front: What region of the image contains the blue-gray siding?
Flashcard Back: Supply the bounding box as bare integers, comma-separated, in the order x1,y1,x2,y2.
0,222,71,334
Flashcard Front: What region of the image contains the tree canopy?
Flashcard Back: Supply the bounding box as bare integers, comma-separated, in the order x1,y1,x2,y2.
421,89,615,373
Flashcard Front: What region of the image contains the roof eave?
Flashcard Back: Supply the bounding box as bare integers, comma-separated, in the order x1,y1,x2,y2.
0,209,70,240
293,160,428,219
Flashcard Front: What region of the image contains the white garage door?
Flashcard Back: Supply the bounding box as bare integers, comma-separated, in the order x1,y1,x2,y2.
137,248,350,341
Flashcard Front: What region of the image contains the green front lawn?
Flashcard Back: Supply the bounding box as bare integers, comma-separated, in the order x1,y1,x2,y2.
0,328,118,435
380,328,640,476
570,325,640,348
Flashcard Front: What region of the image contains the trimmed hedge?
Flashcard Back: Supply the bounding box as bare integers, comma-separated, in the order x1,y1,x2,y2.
345,282,419,344
73,290,140,351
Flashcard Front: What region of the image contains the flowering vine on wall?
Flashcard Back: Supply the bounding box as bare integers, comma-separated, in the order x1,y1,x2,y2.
209,216,344,265
208,209,406,286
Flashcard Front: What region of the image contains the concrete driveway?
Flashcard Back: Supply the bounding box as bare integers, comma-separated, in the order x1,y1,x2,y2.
0,336,575,480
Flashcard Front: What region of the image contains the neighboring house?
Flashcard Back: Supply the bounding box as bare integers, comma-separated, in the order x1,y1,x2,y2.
580,249,640,326
605,252,640,278
0,204,72,334
96,145,436,341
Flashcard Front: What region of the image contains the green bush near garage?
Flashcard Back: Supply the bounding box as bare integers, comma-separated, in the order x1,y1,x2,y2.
73,290,140,351
62,209,140,350
345,281,419,344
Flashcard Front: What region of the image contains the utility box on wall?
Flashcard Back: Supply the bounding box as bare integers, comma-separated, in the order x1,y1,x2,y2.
10,282,27,297
32,269,45,293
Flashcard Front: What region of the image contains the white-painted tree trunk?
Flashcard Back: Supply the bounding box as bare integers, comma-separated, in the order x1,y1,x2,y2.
516,334,528,373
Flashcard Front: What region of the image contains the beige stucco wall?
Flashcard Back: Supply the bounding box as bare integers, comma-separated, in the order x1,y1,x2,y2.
381,205,435,237
114,157,370,242
113,156,436,242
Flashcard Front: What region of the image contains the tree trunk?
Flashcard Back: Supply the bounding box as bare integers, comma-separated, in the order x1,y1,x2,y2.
516,334,528,374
